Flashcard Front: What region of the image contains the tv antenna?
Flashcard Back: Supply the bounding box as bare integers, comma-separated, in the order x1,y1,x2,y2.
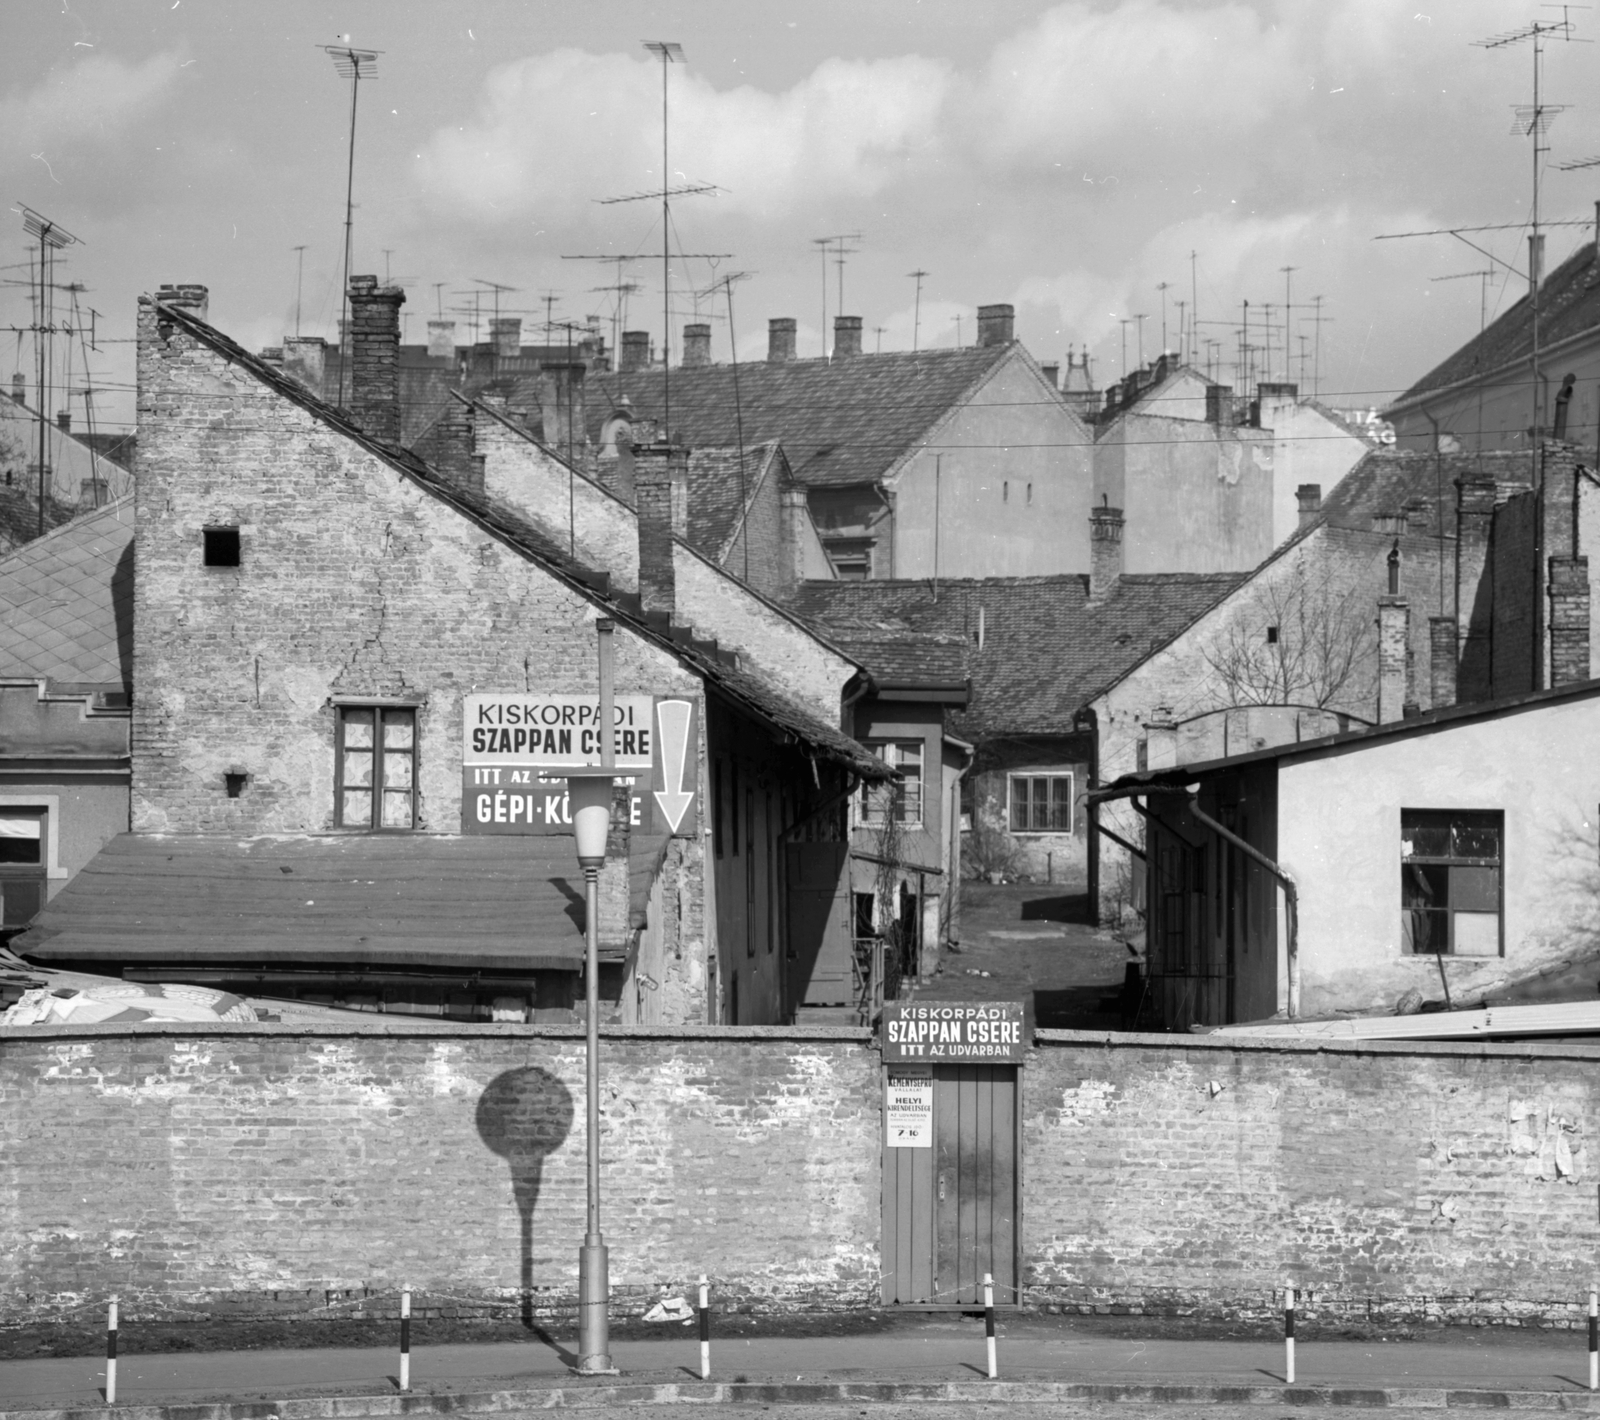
1279,267,1297,388
701,271,755,581
321,41,381,408
17,205,80,537
908,269,928,352
470,278,521,324
813,232,862,357
1156,281,1171,354
291,245,308,338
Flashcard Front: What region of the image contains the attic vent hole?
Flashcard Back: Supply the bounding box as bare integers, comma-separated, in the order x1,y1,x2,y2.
224,772,248,798
1266,626,1279,644
204,527,241,567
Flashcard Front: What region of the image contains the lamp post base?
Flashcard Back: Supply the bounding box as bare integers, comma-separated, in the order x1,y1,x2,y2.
575,1239,616,1375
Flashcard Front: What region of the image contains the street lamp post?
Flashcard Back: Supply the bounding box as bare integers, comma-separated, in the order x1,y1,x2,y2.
566,618,618,1375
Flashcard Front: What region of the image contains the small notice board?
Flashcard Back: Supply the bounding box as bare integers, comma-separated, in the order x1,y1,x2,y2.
885,1065,933,1148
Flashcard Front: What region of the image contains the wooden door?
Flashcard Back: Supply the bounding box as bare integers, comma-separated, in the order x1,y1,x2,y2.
786,842,850,1006
882,1063,1019,1306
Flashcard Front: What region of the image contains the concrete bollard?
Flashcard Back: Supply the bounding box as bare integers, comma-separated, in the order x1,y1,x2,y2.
1284,1285,1296,1384
698,1275,711,1380
400,1285,411,1392
105,1294,118,1405
1589,1285,1597,1392
983,1273,997,1380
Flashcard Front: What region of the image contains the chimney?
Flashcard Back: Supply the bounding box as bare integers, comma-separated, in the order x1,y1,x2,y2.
833,315,863,359
77,477,106,512
977,304,1015,347
418,398,480,497
620,330,651,373
10,373,24,404
490,317,521,360
55,409,70,432
779,486,811,591
1529,232,1546,296
1377,597,1410,724
1205,383,1234,425
1549,556,1592,686
682,323,712,368
1040,362,1060,389
538,361,587,458
427,320,456,359
767,318,797,364
1429,615,1458,710
346,276,406,443
1088,499,1125,602
282,336,327,399
155,283,209,323
635,443,688,617
1454,477,1497,702
1296,483,1322,530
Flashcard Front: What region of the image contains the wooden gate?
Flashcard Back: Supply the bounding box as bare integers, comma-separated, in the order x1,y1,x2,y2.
882,1063,1020,1306
786,842,851,1007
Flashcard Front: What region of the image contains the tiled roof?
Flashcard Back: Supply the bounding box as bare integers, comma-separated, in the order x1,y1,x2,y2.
790,572,1244,737
1317,448,1534,532
687,441,781,561
152,299,888,783
0,483,76,551
0,497,132,689
586,345,1024,488
1393,242,1600,406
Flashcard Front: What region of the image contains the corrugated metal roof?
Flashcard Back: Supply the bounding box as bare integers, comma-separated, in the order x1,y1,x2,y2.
0,497,132,689
14,833,656,971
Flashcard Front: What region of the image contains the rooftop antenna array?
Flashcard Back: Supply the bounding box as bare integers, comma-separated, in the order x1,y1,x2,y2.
321,40,381,408
699,270,755,581
292,245,308,338
17,205,80,537
812,233,862,358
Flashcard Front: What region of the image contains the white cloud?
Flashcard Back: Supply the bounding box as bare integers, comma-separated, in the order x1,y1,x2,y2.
0,51,182,147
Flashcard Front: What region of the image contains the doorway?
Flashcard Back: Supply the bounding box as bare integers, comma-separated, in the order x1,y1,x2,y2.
881,1062,1020,1306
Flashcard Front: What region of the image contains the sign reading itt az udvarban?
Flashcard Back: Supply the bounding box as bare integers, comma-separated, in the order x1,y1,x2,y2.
880,1000,1028,1063
460,693,698,838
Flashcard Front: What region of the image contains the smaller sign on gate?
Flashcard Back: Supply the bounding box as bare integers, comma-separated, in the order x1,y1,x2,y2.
885,1064,933,1148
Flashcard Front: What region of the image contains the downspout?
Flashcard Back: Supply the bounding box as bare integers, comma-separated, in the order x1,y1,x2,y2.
1180,791,1300,1019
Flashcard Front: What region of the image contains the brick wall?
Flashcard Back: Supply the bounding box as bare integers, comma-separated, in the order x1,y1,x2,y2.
5,1025,1600,1328
1490,492,1537,698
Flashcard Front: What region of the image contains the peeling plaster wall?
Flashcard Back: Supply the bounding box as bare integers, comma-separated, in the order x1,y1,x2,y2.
0,1025,880,1320
1026,1034,1600,1326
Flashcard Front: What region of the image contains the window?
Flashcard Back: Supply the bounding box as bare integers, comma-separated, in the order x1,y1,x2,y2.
204,527,241,567
1009,773,1073,834
0,811,45,928
336,707,417,829
1401,809,1502,956
860,741,924,826
1266,625,1279,644
826,540,873,580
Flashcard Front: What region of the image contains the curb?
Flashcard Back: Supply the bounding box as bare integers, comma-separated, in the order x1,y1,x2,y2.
8,1380,1600,1417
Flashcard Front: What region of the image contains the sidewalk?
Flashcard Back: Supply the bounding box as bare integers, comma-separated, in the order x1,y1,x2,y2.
6,1321,1600,1414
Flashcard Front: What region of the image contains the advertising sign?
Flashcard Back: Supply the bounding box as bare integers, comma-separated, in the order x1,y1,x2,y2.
885,1065,933,1148
461,693,698,837
880,1000,1029,1064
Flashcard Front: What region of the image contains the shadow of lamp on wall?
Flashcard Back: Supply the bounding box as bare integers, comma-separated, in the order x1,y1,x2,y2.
475,1067,575,1340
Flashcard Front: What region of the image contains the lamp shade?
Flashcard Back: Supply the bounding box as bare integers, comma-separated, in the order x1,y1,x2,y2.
566,769,616,867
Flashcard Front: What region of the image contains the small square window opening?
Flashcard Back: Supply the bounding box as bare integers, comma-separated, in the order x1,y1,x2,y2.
204,527,241,567
1266,625,1279,644
224,772,248,798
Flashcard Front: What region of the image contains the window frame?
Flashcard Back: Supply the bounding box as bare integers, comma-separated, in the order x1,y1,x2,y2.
334,705,419,831
1400,807,1503,957
0,807,48,929
1007,771,1075,835
858,740,925,829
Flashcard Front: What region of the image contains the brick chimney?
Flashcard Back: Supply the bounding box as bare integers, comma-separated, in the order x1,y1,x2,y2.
55,409,70,432
768,318,797,364
620,330,651,373
346,275,406,443
427,320,456,359
1088,499,1124,602
416,398,480,497
1429,615,1457,710
779,486,811,591
1549,556,1592,686
538,361,587,458
833,316,863,358
1377,597,1410,724
78,477,106,511
683,323,712,367
10,373,24,404
1040,362,1060,389
1296,483,1321,530
490,317,521,360
635,442,688,617
282,336,327,399
977,304,1015,347
1205,384,1234,425
155,283,209,322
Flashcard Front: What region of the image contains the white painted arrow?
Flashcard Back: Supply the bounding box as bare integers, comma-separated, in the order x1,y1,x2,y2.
652,699,695,833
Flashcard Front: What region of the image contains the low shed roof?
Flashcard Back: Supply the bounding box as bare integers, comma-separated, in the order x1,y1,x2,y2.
15,832,661,971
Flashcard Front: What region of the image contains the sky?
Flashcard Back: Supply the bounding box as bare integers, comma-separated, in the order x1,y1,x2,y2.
5,0,1600,438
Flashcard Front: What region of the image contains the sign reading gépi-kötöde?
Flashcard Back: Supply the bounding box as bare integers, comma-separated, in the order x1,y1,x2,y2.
461,693,698,837
881,1000,1029,1063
